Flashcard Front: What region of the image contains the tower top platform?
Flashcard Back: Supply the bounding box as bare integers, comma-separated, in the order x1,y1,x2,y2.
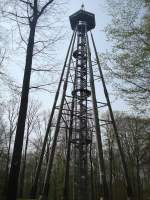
69,9,96,31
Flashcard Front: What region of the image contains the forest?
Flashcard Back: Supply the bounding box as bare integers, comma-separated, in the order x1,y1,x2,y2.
0,0,150,200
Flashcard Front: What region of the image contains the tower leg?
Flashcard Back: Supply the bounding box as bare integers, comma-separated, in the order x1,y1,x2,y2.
39,31,77,200
86,33,109,200
30,32,75,199
63,69,77,200
90,31,134,199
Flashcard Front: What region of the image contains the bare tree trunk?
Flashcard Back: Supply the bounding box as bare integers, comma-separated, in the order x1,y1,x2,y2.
109,139,113,200
6,131,12,178
6,15,37,200
94,159,101,200
136,157,142,200
3,131,13,196
19,128,29,198
90,148,95,200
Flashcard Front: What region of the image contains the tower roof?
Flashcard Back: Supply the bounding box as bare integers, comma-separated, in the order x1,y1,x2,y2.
69,9,96,31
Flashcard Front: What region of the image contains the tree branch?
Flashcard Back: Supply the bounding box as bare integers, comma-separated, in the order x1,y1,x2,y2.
38,0,54,17
20,0,34,9
29,82,58,90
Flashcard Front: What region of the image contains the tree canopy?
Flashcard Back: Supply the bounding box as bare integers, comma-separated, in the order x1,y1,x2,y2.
105,0,150,113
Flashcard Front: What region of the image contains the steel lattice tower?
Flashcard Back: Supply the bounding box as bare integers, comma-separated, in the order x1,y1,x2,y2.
70,14,93,200
30,6,134,200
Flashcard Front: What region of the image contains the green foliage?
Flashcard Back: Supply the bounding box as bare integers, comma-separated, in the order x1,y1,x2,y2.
105,0,150,113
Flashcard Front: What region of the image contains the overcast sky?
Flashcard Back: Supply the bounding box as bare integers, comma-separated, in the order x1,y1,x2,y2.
34,0,130,112
67,0,111,51
2,0,131,113
49,0,130,113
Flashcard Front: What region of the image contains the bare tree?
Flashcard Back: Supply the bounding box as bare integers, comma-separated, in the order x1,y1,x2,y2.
19,99,41,198
0,1,66,200
104,112,150,200
4,97,19,184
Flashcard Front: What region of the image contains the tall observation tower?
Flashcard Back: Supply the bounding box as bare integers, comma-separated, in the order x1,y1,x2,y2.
69,6,96,200
30,6,134,200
